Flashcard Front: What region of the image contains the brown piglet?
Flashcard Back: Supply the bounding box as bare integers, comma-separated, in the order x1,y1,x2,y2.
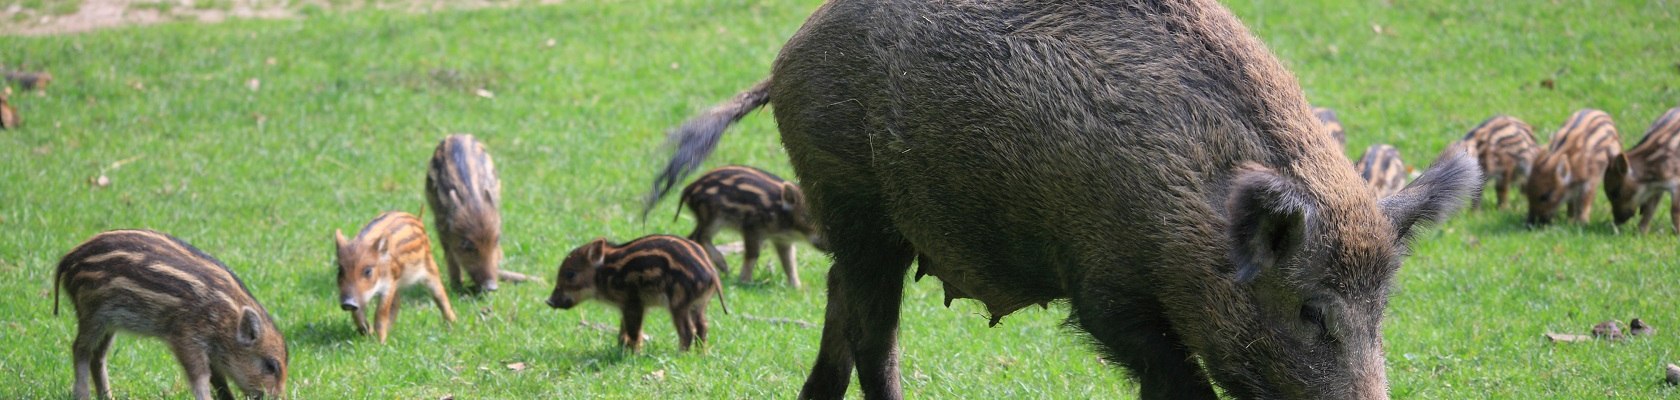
335,211,458,343
1,87,18,130
55,230,288,400
4,70,52,91
546,235,729,351
426,134,529,292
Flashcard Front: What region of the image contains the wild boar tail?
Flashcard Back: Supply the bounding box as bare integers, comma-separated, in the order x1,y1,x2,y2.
53,254,72,316
644,78,773,218
715,272,731,316
672,188,687,224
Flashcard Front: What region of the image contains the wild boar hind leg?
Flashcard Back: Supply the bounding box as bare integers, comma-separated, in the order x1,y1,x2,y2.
797,211,917,399
72,322,115,400
427,273,458,323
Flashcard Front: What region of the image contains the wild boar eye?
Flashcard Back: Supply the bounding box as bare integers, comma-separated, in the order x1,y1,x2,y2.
363,266,374,278
262,357,280,375
1300,304,1327,333
562,270,576,280
460,240,476,252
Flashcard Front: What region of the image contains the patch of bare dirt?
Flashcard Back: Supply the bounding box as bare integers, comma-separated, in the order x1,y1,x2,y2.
1,0,563,36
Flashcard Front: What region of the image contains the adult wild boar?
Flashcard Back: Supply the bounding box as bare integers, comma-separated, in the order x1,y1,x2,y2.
647,0,1480,399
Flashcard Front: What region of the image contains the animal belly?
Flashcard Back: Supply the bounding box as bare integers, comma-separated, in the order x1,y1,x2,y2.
915,250,1062,327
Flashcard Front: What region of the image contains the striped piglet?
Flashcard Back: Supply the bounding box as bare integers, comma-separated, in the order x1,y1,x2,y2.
1607,107,1680,234
335,211,457,343
55,230,288,400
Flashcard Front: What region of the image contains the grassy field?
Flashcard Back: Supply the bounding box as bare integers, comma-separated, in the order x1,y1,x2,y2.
1,0,1677,398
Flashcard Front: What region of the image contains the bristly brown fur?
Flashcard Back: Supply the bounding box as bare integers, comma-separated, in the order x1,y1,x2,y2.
1313,107,1345,147
649,1,1478,398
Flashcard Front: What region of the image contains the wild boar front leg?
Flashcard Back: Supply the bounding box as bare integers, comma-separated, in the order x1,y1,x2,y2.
1494,174,1512,209
209,370,233,400
798,219,916,399
619,299,647,351
350,308,371,335
375,290,400,343
738,229,764,284
1573,189,1595,224
440,232,465,290
774,238,801,289
1073,290,1218,400
168,341,217,400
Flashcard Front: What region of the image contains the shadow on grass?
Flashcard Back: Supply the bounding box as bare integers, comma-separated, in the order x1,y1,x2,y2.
723,278,795,294
290,321,364,349
538,343,639,374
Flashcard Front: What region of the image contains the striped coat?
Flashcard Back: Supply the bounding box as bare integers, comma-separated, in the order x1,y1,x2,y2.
1462,115,1540,209
335,211,456,343
1355,144,1409,198
546,235,728,351
425,134,510,292
1606,107,1680,233
55,229,287,400
1523,109,1623,225
678,165,823,288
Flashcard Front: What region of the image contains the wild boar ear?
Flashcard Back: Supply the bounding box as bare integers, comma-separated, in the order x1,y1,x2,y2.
482,188,496,206
334,229,348,250
237,307,265,345
779,182,801,211
374,236,389,255
1226,165,1313,283
1554,156,1573,183
1608,153,1630,179
584,239,608,267
1380,143,1481,243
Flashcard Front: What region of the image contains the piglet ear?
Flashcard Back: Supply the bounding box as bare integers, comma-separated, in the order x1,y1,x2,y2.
237,307,265,346
780,182,801,212
334,229,348,251
374,236,389,254
585,238,608,267
1380,143,1481,243
1226,164,1314,283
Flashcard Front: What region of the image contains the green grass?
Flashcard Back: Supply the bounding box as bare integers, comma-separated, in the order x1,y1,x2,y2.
1,0,1677,398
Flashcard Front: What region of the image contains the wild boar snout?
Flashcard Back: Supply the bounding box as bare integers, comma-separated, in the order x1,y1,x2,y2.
547,295,575,309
